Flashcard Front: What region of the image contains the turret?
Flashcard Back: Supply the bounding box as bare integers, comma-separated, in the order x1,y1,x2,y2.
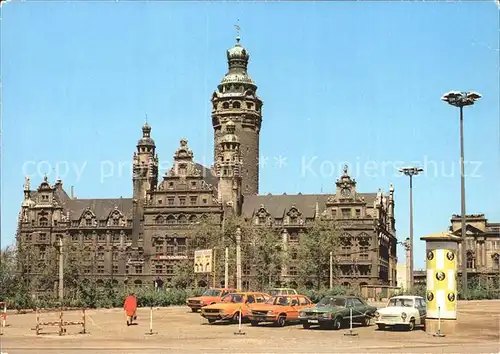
211,34,263,196
216,119,243,214
132,120,158,247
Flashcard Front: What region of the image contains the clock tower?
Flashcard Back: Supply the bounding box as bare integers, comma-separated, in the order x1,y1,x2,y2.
336,165,357,199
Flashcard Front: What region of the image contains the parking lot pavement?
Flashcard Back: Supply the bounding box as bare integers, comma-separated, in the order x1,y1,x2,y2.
1,300,498,353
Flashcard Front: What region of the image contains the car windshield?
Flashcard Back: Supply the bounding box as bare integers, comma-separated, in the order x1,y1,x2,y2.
202,289,221,297
266,296,290,306
388,298,414,307
317,297,346,307
221,294,244,303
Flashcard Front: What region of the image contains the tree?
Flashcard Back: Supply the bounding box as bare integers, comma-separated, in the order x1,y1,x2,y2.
0,245,18,300
240,223,284,290
293,217,342,289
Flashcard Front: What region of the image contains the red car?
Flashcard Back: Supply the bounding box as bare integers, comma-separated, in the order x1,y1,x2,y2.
186,288,236,312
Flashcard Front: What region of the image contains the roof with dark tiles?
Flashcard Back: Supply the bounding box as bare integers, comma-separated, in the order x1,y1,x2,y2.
242,193,378,219
64,198,133,220
29,163,216,221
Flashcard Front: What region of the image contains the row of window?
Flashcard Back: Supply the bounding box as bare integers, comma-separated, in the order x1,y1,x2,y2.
155,214,199,224
71,219,131,227
33,217,131,228
156,195,209,206
218,101,255,110
332,208,363,218
71,233,134,243
165,180,200,189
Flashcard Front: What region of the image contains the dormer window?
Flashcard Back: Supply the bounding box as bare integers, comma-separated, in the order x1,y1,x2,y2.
86,219,92,226
113,219,119,226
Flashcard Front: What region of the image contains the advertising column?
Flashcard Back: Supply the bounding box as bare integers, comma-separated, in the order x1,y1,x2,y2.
420,232,462,335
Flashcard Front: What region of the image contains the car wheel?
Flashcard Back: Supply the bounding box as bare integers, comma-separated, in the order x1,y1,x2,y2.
332,317,342,330
377,324,385,331
277,315,286,327
362,315,370,326
302,322,311,329
250,320,259,326
208,319,216,324
408,319,415,331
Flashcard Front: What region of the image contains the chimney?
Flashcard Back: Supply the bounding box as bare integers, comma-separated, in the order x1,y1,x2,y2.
71,186,75,199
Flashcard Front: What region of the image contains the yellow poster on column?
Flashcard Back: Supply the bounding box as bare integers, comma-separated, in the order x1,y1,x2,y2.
426,248,457,320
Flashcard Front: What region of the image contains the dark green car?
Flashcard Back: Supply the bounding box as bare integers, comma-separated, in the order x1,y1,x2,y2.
298,296,377,330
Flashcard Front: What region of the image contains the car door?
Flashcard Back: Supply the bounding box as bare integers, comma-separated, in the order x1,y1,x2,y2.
255,294,266,304
243,294,256,316
351,298,367,319
288,296,300,320
416,298,426,323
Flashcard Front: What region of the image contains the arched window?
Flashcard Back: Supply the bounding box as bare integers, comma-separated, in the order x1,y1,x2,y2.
96,279,105,288
166,215,176,224
134,279,142,287
222,102,229,109
189,215,198,224
156,215,164,224
178,215,187,224
39,217,49,227
493,253,500,269
233,101,241,109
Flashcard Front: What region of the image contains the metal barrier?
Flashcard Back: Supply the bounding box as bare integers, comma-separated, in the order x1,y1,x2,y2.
35,307,86,336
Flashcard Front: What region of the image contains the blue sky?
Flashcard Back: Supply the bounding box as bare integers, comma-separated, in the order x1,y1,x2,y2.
1,2,499,269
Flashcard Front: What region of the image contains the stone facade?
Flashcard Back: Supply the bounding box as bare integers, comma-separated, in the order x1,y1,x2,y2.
16,36,398,290
450,214,500,283
412,214,500,287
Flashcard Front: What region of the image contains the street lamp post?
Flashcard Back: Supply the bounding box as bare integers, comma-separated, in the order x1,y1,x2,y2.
398,166,423,292
441,91,482,300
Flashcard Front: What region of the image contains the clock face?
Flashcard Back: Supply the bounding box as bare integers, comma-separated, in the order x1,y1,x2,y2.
341,188,351,197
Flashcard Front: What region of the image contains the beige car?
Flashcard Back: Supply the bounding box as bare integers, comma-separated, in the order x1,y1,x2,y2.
374,295,427,331
266,288,298,296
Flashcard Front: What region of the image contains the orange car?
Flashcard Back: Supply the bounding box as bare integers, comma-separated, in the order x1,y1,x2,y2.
186,288,235,312
200,292,270,324
248,294,314,327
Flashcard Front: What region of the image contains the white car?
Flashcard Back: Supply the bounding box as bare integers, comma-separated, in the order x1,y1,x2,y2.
374,295,426,331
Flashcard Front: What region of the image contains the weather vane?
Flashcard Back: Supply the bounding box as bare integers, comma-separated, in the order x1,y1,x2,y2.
145,113,148,123
234,19,240,38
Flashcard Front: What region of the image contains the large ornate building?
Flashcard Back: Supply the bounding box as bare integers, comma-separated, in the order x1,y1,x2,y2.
412,214,500,288
450,214,500,285
16,36,398,290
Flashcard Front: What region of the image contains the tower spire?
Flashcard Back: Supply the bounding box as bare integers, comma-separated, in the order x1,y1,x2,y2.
234,19,240,41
